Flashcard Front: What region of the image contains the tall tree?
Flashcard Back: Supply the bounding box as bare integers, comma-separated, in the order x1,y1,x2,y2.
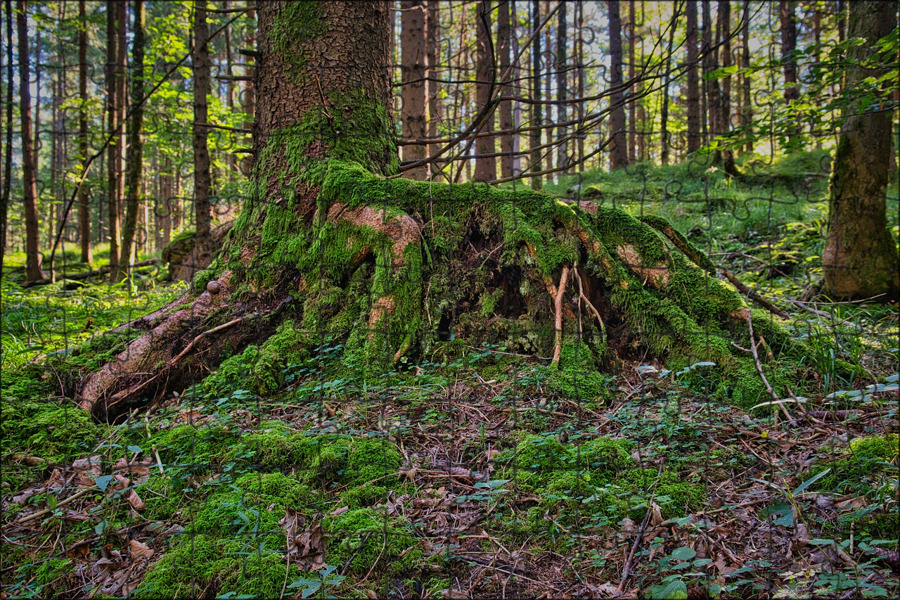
17,0,44,282
608,0,627,170
474,0,496,182
425,0,442,174
529,0,541,188
555,1,568,172
701,0,721,149
120,0,145,276
105,0,124,280
192,0,212,270
1,0,14,272
626,0,635,163
400,1,427,180
717,0,737,174
685,0,702,153
659,2,680,165
779,0,800,150
77,0,91,263
497,0,514,179
822,1,899,299
740,0,752,153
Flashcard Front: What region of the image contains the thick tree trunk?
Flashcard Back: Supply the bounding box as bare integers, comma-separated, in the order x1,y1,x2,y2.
608,0,627,170
822,1,899,300
498,0,514,180
120,0,145,276
400,0,427,180
192,0,212,273
686,1,701,154
17,0,44,282
474,0,496,182
78,0,92,264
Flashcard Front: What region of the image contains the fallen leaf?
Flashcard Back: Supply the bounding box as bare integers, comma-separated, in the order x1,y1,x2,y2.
125,489,145,511
129,539,154,561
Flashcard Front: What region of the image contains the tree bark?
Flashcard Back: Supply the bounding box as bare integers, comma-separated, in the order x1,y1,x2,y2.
701,0,721,150
660,2,679,165
1,0,15,273
556,1,568,172
530,0,542,189
741,0,752,153
120,0,145,277
400,0,427,180
822,1,899,300
17,0,44,282
686,0,702,154
608,0,627,170
78,0,92,263
474,0,496,182
193,0,212,272
626,0,635,163
425,0,442,175
106,0,123,281
779,0,800,150
498,0,514,179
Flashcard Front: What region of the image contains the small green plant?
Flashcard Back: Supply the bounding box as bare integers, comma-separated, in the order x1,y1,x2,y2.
287,564,346,599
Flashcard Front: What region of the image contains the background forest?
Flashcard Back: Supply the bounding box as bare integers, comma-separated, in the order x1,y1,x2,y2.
1,1,898,599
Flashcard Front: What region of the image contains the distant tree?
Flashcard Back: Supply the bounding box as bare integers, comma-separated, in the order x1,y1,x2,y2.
529,0,542,188
17,0,44,282
779,0,800,150
77,0,91,264
659,2,680,165
608,0,627,170
686,0,701,154
497,0,514,179
556,1,568,172
401,0,427,180
822,0,899,299
1,0,13,272
425,0,442,172
474,0,496,182
740,0,751,153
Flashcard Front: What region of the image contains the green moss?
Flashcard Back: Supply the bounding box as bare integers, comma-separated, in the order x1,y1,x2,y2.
151,423,239,475
0,399,100,465
323,508,422,576
617,467,706,519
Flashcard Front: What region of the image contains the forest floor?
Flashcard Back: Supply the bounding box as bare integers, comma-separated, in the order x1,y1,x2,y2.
1,151,898,599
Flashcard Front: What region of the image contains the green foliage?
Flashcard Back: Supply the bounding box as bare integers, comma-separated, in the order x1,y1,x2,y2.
323,508,423,576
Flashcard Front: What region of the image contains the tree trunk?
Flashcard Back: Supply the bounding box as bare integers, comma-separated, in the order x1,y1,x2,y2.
400,1,427,180
660,3,679,165
498,0,514,180
626,0,635,163
556,1,568,172
822,1,899,300
1,0,15,273
120,0,145,277
530,0,542,189
717,0,737,175
741,0,752,153
17,0,44,282
575,1,584,169
474,0,496,182
779,0,800,151
106,0,122,281
192,0,212,273
686,0,702,154
77,0,92,264
425,0,442,175
702,0,721,154
608,0,627,170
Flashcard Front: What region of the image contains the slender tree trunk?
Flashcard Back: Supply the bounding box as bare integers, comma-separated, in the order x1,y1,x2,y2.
78,0,91,263
474,0,496,182
576,1,584,170
498,0,514,179
779,0,800,151
193,0,212,269
530,0,542,189
120,0,145,277
556,1,568,172
17,0,44,281
685,0,702,154
626,0,635,163
741,0,752,153
425,0,442,176
106,0,121,280
400,0,427,180
717,0,736,174
660,2,679,165
608,0,627,170
1,0,13,272
702,0,721,155
223,0,236,182
823,1,899,299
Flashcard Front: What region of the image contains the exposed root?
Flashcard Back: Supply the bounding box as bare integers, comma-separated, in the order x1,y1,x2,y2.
551,265,570,366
